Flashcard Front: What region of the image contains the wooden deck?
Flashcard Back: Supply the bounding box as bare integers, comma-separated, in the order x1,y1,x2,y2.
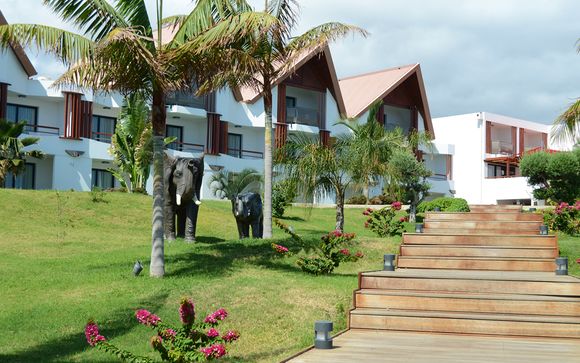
286,329,580,363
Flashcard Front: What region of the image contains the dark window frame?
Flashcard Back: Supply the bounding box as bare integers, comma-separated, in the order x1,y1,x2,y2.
5,162,35,189
91,168,115,189
165,125,184,150
227,133,243,158
6,103,38,126
286,96,297,108
92,115,117,142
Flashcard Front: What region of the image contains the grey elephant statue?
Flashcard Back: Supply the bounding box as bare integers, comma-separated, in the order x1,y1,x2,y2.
231,192,263,239
164,154,204,242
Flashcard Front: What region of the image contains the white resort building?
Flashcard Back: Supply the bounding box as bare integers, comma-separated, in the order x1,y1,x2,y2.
0,11,570,205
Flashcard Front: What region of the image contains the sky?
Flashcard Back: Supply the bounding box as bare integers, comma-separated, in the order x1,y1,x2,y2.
1,0,579,124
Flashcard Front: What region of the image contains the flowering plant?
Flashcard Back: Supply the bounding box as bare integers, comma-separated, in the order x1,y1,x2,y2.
85,298,239,362
543,201,580,236
297,230,363,275
363,202,406,237
274,218,302,243
272,243,290,255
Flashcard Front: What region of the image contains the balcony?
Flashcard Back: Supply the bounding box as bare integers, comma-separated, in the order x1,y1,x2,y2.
166,91,207,110
491,141,514,155
92,131,113,143
23,124,60,136
286,106,319,128
167,141,204,153
227,148,263,160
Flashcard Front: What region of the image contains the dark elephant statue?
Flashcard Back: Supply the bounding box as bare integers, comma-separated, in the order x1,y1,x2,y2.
231,192,263,239
164,154,204,242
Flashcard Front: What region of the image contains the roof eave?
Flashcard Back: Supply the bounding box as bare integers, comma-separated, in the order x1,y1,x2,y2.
0,10,38,78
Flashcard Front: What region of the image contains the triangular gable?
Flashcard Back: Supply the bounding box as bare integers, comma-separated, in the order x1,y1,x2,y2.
0,10,37,78
235,45,346,116
339,64,433,136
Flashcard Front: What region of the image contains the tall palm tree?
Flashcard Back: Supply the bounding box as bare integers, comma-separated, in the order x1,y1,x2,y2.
188,0,368,238
0,119,43,187
0,0,276,277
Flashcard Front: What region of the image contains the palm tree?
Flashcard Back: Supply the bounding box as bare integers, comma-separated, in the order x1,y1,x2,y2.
0,119,43,187
0,0,276,277
552,99,580,146
189,0,368,238
209,168,262,200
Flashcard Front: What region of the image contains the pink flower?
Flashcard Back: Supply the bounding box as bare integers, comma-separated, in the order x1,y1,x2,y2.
364,221,369,228
576,258,580,264
362,210,370,216
391,201,402,211
150,335,163,349
200,344,227,358
222,330,240,342
333,230,343,237
339,248,351,256
135,309,161,327
399,217,406,222
355,251,364,258
85,322,106,347
273,244,289,254
204,308,228,324
162,329,176,340
207,328,220,338
179,298,195,325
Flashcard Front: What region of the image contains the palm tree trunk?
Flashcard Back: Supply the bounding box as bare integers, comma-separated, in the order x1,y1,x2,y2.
150,86,166,277
408,193,417,223
335,189,345,232
262,82,273,238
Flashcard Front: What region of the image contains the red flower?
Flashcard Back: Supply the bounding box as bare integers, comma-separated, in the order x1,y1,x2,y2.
273,244,289,254
355,251,364,258
179,298,195,325
333,230,343,237
364,221,369,228
207,328,220,338
222,330,240,342
136,309,161,327
399,217,406,222
391,201,402,211
339,249,351,256
85,321,106,347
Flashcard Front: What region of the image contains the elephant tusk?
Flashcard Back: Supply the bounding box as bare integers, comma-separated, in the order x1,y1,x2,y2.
176,194,182,206
193,194,202,206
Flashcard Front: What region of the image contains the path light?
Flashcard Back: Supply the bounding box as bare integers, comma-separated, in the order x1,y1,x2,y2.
556,257,568,276
540,225,548,235
314,321,333,349
415,223,424,233
529,207,537,212
133,261,143,276
384,254,396,271
433,207,441,212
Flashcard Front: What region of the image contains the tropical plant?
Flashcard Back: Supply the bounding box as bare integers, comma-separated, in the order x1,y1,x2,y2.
520,149,580,204
296,230,363,275
551,39,580,145
0,119,43,187
417,197,470,213
0,0,276,277
209,168,262,200
388,149,431,223
85,297,239,362
108,94,175,193
191,0,368,238
272,179,296,218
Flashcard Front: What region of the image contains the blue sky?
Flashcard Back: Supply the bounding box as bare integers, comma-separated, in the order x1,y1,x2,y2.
1,0,578,124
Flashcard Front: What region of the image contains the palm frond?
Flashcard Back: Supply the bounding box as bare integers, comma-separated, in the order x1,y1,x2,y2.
161,15,188,30
0,24,94,65
114,0,152,37
209,168,262,200
551,99,580,145
43,0,127,40
267,0,299,41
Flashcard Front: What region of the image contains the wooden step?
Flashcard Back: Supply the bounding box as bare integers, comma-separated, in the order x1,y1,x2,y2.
360,270,580,297
402,234,557,247
424,220,543,230
400,245,557,259
397,256,555,272
425,212,543,221
354,289,580,316
422,228,541,235
349,308,580,338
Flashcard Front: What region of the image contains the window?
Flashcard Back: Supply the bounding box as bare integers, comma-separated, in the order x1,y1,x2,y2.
227,133,242,158
286,96,296,108
92,115,116,143
92,169,115,189
4,163,35,189
487,163,517,178
383,105,412,135
6,104,38,131
166,125,183,150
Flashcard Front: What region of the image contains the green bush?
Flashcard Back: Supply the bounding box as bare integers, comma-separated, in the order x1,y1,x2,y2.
363,202,405,237
417,197,470,213
346,195,367,205
272,180,296,218
543,201,580,236
296,231,363,275
368,194,396,205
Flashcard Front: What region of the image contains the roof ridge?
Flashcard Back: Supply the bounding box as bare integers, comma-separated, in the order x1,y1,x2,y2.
339,63,418,82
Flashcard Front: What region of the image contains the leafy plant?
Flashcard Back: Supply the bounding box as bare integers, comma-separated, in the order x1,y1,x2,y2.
363,202,406,237
272,180,296,218
89,187,107,203
0,119,43,187
388,150,431,222
368,194,398,205
85,298,239,362
542,201,580,236
417,197,470,213
296,231,363,275
209,168,262,201
274,218,302,243
346,195,367,205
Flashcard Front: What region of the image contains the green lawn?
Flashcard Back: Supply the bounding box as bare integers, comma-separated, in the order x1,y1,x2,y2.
0,189,578,362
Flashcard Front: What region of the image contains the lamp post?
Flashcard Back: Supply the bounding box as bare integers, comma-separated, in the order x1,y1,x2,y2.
539,225,548,235
415,223,424,233
433,207,441,212
133,261,143,276
528,207,537,212
555,257,568,275
383,254,396,271
314,321,333,349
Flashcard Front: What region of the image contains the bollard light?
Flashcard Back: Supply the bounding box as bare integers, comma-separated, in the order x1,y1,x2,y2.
556,257,568,275
415,223,424,233
539,225,548,235
383,254,396,271
314,321,333,349
133,261,143,276
529,207,537,212
433,207,441,212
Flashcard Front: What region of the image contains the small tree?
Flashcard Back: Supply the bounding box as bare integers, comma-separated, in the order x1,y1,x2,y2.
520,149,580,203
209,168,262,200
389,150,431,223
0,119,43,187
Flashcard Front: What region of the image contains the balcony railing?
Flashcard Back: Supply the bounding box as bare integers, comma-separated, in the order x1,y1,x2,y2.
166,91,206,110
92,132,113,143
286,106,319,127
428,173,448,181
491,141,514,155
23,124,60,135
228,148,263,160
167,141,204,153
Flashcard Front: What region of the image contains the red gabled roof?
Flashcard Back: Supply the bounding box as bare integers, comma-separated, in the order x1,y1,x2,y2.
0,10,37,78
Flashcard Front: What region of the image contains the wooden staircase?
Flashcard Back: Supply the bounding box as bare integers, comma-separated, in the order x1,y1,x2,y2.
349,205,580,339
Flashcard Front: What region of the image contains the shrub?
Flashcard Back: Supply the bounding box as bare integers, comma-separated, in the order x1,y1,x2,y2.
272,180,296,218
89,187,107,203
85,298,239,362
297,231,363,275
363,202,406,237
368,194,397,205
542,201,580,236
346,194,367,205
273,218,302,243
417,197,470,213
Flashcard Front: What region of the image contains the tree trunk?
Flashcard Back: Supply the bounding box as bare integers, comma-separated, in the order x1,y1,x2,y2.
150,86,166,277
363,181,370,204
262,82,273,238
408,193,418,223
335,190,345,232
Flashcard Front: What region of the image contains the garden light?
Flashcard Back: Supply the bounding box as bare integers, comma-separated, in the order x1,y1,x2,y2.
528,207,536,212
384,254,396,271
556,257,568,276
133,261,143,276
314,320,333,349
540,225,548,235
433,207,441,212
415,223,424,233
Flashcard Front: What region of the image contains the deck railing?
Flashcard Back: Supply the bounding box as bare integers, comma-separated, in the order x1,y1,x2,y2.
286,106,319,127
166,91,206,110
167,141,205,153
228,148,263,160
23,124,60,135
92,132,113,143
